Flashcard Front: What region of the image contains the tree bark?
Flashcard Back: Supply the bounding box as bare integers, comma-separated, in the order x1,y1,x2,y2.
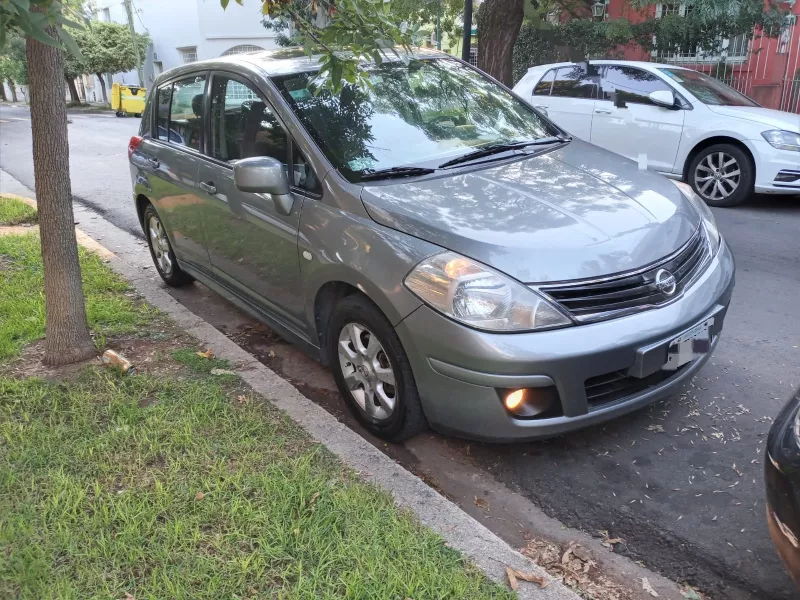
8,79,18,102
66,76,80,104
476,0,524,87
96,73,108,105
0,83,7,102
26,13,95,366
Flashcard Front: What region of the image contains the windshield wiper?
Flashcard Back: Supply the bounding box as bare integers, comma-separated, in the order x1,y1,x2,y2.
360,166,436,181
438,136,570,169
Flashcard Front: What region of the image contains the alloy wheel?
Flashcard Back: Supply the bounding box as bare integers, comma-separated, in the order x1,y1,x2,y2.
337,323,397,421
694,151,741,202
148,215,173,275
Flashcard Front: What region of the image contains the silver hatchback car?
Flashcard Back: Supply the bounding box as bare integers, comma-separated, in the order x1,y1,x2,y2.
129,48,735,442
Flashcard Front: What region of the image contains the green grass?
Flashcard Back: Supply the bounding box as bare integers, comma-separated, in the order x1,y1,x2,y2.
0,233,155,360
0,362,511,600
0,196,37,226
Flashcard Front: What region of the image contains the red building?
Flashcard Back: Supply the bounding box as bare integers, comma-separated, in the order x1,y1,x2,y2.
604,1,800,113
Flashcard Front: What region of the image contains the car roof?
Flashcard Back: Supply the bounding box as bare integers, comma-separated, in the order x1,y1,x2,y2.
526,60,689,73
153,46,453,85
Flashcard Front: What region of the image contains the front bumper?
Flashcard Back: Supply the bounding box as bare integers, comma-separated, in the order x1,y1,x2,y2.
396,240,735,441
751,139,800,195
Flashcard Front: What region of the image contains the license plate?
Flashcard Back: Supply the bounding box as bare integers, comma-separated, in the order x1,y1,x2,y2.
663,317,714,371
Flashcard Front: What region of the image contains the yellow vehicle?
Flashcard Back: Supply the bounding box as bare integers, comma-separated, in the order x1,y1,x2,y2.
111,82,147,117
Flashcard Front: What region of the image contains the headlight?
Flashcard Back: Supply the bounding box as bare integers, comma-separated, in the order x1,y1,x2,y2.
672,180,721,253
761,130,800,152
404,252,572,332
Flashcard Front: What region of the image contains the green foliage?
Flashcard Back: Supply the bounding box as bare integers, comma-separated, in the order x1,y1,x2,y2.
0,34,27,84
71,21,150,78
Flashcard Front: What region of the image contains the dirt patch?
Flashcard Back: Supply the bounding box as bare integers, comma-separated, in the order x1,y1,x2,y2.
0,224,37,236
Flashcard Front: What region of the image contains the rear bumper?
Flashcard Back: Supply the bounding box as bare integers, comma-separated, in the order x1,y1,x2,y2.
395,241,735,442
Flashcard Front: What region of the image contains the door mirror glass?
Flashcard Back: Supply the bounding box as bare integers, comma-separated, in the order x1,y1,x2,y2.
233,156,291,195
649,89,677,108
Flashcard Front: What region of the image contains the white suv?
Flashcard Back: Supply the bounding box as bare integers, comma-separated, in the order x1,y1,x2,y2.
513,60,800,207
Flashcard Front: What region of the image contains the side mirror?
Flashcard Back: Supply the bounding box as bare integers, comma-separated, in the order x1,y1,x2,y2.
649,89,677,109
232,156,294,215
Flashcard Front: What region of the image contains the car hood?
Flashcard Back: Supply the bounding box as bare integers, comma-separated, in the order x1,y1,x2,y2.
361,140,701,283
706,105,800,132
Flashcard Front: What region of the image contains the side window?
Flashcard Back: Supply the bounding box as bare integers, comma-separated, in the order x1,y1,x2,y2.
169,75,206,151
156,85,171,141
551,66,597,99
600,66,672,106
533,69,556,96
291,145,321,194
139,89,153,138
209,76,288,164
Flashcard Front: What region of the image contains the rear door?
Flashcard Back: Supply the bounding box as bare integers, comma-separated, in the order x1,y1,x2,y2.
135,74,210,270
529,65,599,140
590,65,686,172
196,72,314,334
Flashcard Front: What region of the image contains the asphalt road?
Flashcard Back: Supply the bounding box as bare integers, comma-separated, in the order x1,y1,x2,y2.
2,104,799,599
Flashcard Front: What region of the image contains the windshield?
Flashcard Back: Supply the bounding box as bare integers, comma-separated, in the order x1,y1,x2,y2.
659,68,759,107
272,58,560,182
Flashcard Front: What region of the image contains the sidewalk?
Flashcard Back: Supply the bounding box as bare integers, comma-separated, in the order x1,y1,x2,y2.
0,192,580,598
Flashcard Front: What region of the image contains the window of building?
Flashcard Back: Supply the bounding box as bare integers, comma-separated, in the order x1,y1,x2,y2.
168,76,206,151
600,66,673,106
551,65,598,99
178,47,198,64
221,44,265,56
778,16,797,54
533,69,556,96
102,7,111,21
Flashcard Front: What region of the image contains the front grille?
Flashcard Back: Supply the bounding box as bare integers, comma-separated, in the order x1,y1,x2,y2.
585,367,685,409
539,226,709,322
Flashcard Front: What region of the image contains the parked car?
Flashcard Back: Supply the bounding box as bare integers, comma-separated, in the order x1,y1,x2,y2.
513,60,800,207
129,48,734,442
766,388,800,587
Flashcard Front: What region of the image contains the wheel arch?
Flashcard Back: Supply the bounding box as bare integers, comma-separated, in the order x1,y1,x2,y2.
682,136,756,182
135,193,151,228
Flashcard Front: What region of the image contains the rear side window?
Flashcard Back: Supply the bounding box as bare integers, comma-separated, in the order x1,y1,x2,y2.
156,86,171,140
600,66,672,106
533,69,556,96
168,75,206,151
551,66,597,99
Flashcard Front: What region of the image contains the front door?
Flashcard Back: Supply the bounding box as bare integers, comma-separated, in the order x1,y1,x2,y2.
590,65,686,172
197,73,307,334
136,74,209,270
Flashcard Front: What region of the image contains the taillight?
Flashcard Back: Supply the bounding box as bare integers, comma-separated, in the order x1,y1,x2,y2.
128,135,143,160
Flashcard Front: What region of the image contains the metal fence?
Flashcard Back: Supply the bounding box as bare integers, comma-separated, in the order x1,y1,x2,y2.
651,16,800,113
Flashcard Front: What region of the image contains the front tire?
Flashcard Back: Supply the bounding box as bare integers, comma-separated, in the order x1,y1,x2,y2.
142,204,193,286
328,295,427,442
688,143,753,207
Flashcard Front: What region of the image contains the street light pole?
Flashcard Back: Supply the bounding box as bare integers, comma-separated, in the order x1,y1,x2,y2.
461,0,473,62
123,0,144,88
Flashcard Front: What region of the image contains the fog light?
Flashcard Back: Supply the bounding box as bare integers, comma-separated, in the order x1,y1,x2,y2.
505,389,526,410
500,386,559,418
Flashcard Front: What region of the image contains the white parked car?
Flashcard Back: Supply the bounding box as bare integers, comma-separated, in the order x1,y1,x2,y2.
513,60,800,207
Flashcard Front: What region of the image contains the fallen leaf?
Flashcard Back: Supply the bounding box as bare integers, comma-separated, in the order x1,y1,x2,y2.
509,568,549,587
210,368,236,376
642,577,659,597
474,496,490,510
309,491,320,505
268,350,276,358
124,594,136,600
506,567,519,591
571,545,591,562
236,395,248,405
681,588,701,600
561,544,574,564
196,348,213,359
195,491,205,501
646,424,665,433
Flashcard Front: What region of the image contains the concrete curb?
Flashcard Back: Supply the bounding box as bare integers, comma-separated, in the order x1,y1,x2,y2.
1,172,581,599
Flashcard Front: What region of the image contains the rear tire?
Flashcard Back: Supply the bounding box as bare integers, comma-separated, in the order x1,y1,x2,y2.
142,204,194,286
688,143,753,207
328,295,427,442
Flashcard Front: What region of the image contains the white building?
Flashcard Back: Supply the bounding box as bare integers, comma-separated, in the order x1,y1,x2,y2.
81,0,281,102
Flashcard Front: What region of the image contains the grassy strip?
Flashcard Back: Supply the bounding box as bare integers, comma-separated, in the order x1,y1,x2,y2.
0,232,155,360
0,233,512,600
0,196,37,226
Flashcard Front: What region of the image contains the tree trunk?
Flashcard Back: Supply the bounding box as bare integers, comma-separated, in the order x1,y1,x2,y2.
476,0,524,87
26,13,95,366
0,83,7,102
8,79,18,102
96,73,108,105
66,76,80,104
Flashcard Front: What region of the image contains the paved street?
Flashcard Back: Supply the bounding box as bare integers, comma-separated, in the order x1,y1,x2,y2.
2,104,800,599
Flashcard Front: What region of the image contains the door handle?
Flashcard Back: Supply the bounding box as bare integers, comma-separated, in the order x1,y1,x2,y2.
147,157,160,168
199,181,217,195
594,108,613,115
